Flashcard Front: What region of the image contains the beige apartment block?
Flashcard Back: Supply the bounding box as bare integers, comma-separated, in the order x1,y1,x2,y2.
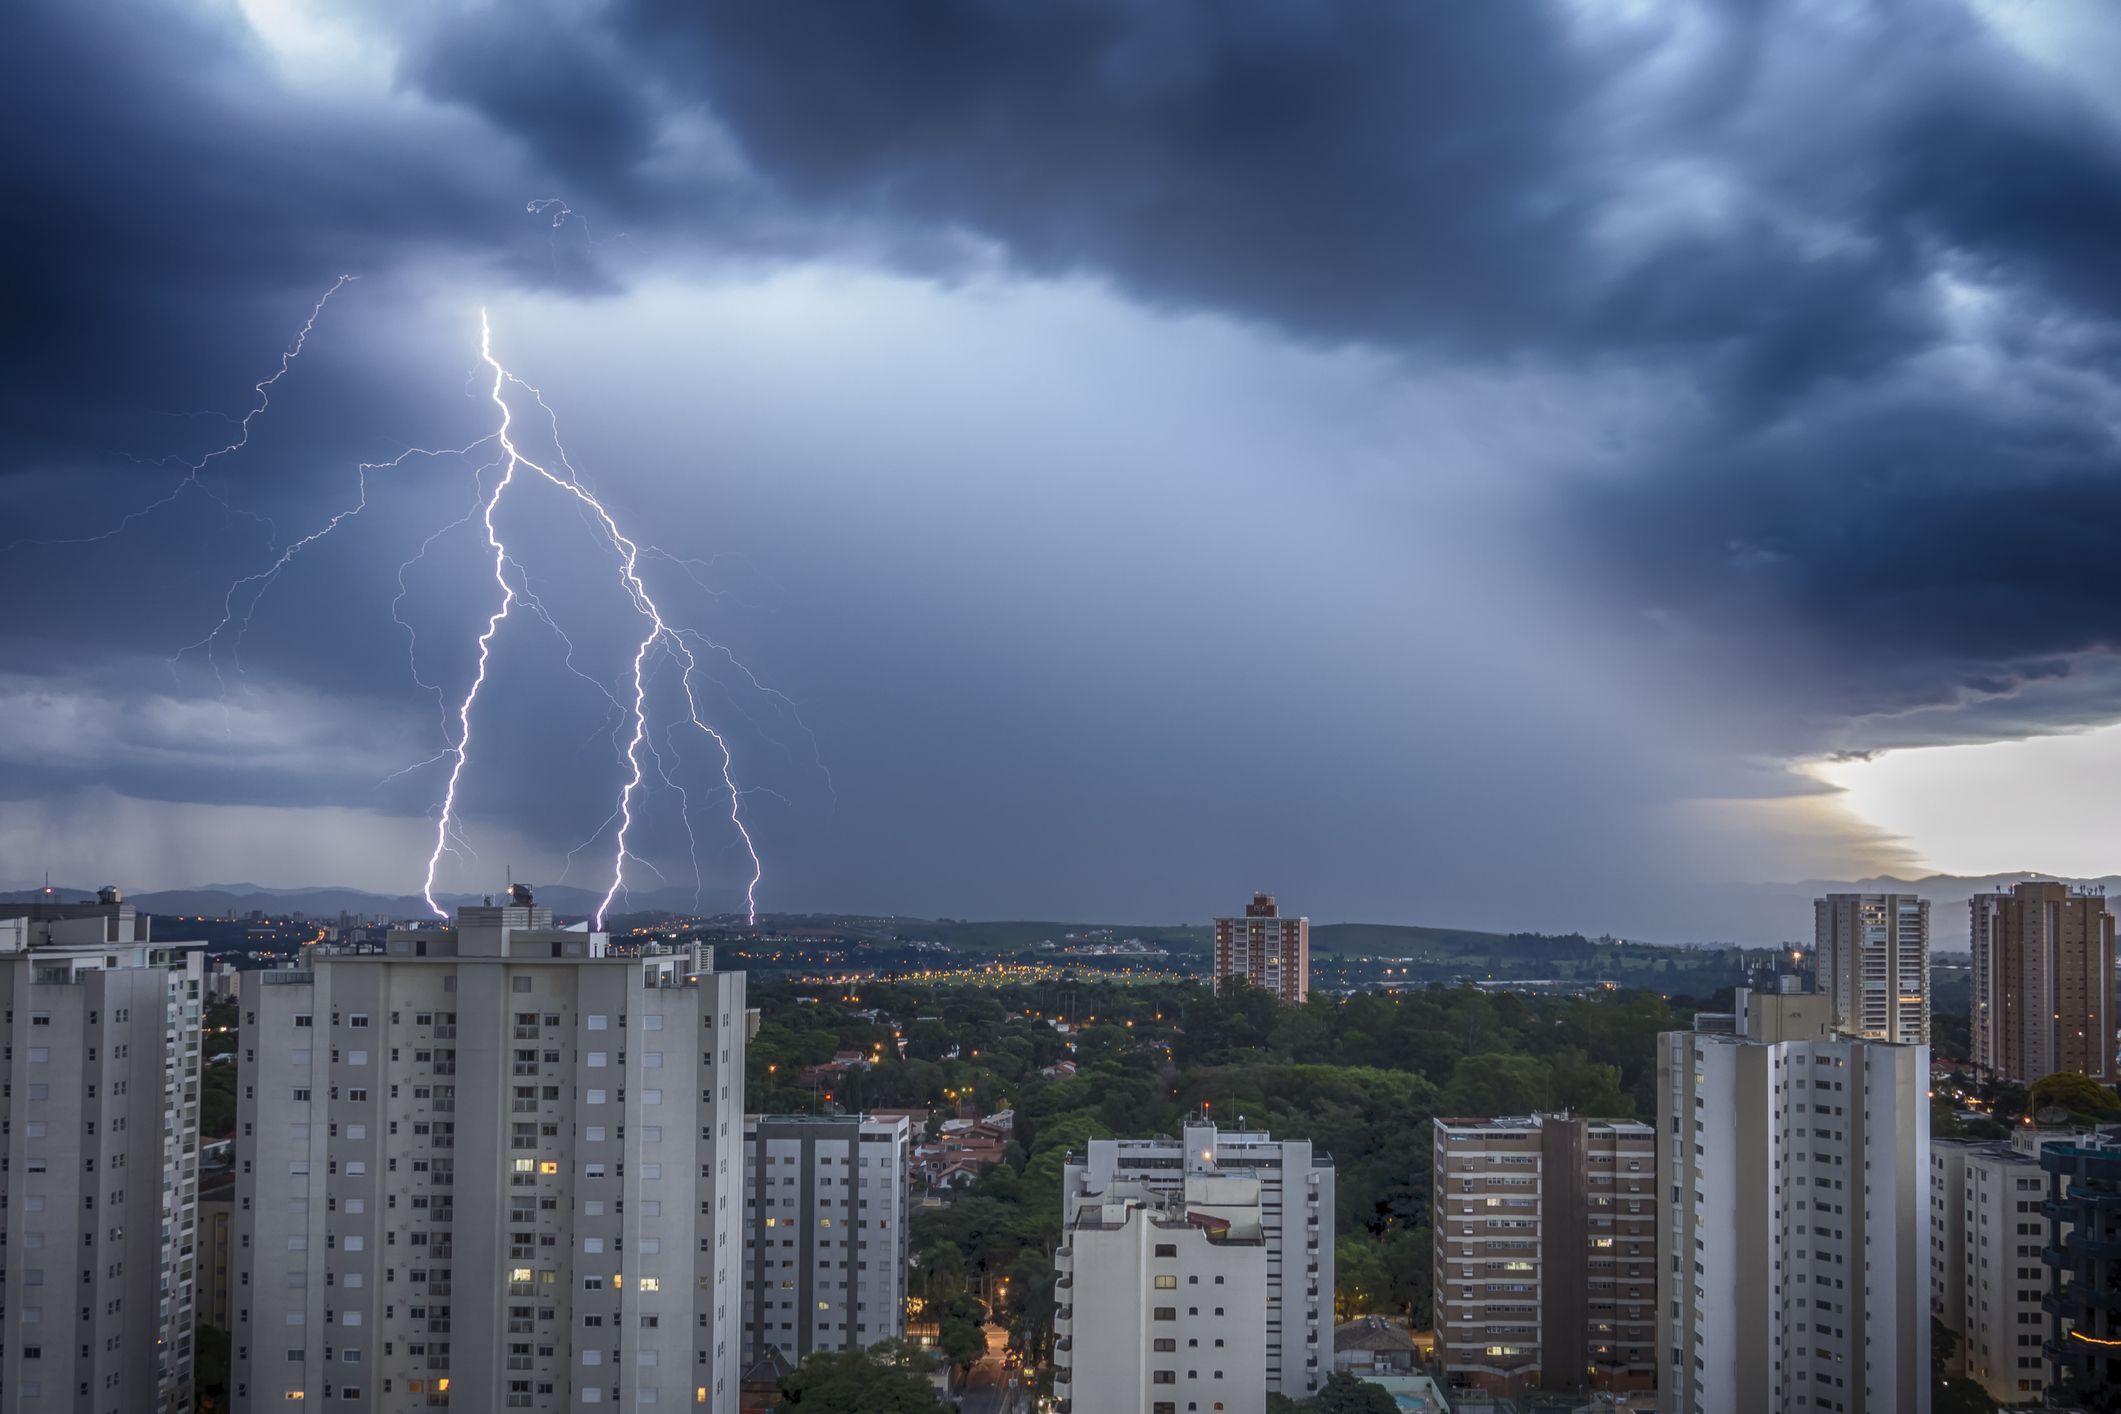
0,891,205,1414
1658,988,1929,1414
1431,1114,1656,1396
742,1113,911,1365
233,895,746,1413
1814,893,1931,1044
1931,1134,2059,1405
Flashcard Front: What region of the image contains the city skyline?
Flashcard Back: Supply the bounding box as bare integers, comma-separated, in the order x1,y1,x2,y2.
9,4,2121,939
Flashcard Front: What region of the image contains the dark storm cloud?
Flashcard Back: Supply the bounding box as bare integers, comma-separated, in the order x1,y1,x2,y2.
0,0,622,467
409,0,2121,748
22,0,2121,752
11,0,2121,915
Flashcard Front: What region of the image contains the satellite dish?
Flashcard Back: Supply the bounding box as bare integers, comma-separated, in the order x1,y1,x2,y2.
2036,1106,2071,1126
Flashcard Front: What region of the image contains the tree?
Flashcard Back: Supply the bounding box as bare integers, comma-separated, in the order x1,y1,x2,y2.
1269,1373,1401,1414
1312,1373,1400,1414
777,1347,951,1412
1443,1053,1552,1115
1000,1248,1056,1360
938,1316,986,1372
2030,1071,2121,1122
1336,1237,1388,1318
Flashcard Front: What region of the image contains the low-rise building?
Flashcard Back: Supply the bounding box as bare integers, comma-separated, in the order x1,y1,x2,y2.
1334,1315,1420,1376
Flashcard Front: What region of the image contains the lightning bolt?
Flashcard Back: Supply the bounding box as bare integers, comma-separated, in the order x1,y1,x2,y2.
422,311,765,928
13,276,355,550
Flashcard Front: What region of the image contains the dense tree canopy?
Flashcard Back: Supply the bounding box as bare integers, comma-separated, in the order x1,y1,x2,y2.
745,973,1691,1342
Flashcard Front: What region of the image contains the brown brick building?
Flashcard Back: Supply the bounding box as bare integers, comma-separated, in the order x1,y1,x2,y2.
1213,891,1309,1003
1431,1114,1656,1396
1971,881,2116,1083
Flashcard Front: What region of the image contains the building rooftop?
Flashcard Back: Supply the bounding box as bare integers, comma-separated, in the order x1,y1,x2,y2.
1435,1114,1654,1135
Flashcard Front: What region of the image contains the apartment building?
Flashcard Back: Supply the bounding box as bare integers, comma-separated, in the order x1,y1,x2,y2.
1931,1134,2060,1404
1814,893,1930,1044
742,1113,910,1364
1431,1114,1656,1395
1213,893,1309,1004
2040,1133,2121,1409
1055,1121,1332,1401
0,890,205,1414
1971,882,2116,1083
1054,1168,1270,1414
1657,988,1929,1414
233,892,747,1412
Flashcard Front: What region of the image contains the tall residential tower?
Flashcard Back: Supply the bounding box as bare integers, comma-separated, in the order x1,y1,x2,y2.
233,894,747,1413
1814,892,1930,1044
0,890,206,1414
1657,988,1929,1414
1213,893,1309,1004
1970,882,2116,1084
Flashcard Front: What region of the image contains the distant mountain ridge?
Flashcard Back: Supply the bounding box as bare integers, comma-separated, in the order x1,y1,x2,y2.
8,870,2112,947
0,881,742,922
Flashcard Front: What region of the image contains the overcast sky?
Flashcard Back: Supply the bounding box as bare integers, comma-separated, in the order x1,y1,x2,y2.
6,0,2121,940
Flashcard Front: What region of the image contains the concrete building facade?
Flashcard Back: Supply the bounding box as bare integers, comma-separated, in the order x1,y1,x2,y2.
1814,892,1930,1045
0,892,205,1414
2040,1133,2121,1408
1212,893,1309,1004
1054,1169,1270,1414
1657,988,1930,1414
1971,882,2116,1084
233,896,747,1413
1054,1121,1332,1404
1931,1135,2059,1405
1431,1114,1656,1395
742,1113,910,1364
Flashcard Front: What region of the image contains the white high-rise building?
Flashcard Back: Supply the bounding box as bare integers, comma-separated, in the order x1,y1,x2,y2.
1053,1121,1332,1406
1814,892,1930,1044
1657,988,1930,1414
233,894,747,1413
742,1113,910,1365
1055,1167,1270,1414
0,890,206,1414
1931,1134,2060,1405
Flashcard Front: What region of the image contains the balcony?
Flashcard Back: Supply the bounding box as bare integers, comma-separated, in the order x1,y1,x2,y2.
2068,1231,2121,1260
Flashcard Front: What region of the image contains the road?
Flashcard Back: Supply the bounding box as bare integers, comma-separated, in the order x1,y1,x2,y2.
954,1325,1026,1414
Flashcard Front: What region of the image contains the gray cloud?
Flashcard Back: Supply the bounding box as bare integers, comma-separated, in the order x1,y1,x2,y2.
7,0,2120,933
